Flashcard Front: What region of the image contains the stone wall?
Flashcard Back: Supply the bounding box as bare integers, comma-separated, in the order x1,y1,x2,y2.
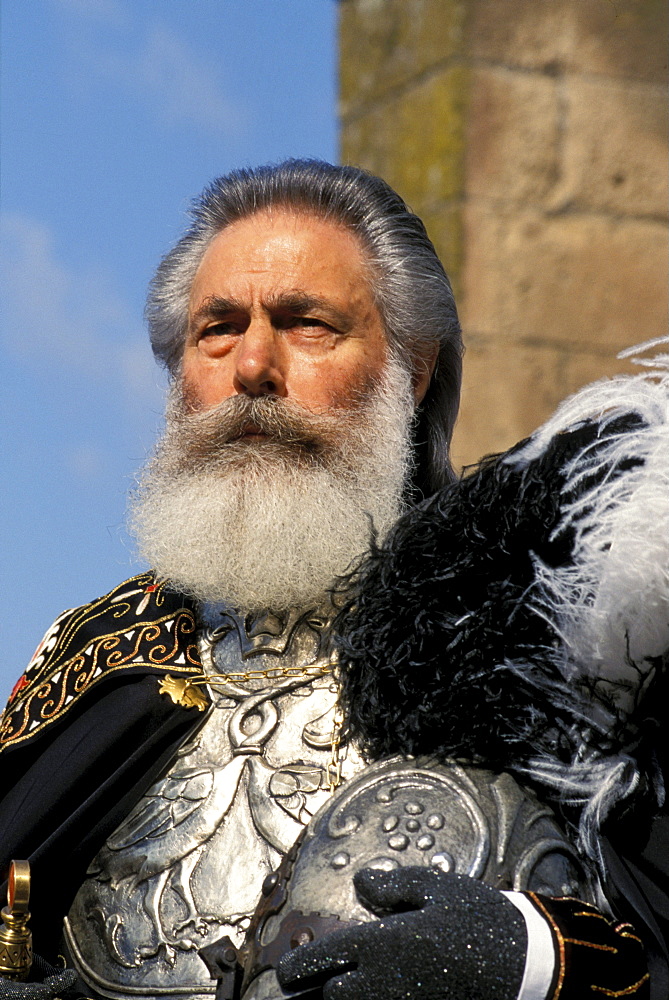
339,0,668,468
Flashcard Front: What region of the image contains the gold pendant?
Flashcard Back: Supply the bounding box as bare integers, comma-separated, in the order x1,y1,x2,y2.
158,675,208,712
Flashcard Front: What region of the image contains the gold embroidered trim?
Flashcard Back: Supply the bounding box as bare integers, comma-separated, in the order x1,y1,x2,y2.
563,937,618,954
32,572,164,673
1,576,204,750
590,974,650,996
531,897,650,999
528,893,565,1000
617,929,643,945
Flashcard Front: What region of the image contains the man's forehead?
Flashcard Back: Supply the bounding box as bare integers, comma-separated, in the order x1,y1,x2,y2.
187,209,376,313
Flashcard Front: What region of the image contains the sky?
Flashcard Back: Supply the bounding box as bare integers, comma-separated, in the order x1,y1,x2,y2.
0,0,339,702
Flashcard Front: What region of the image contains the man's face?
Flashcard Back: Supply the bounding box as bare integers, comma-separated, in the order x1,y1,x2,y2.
133,208,419,612
182,209,390,417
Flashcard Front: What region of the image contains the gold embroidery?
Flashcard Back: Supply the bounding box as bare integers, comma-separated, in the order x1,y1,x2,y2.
57,572,159,655
1,577,203,751
563,937,618,954
530,898,648,999
528,894,565,1000
590,974,650,996
617,929,643,945
106,625,162,666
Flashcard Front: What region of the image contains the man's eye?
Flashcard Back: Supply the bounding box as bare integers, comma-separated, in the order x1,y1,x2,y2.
292,317,333,332
202,322,238,336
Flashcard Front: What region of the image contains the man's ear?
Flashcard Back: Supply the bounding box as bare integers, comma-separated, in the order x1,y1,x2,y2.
412,344,439,406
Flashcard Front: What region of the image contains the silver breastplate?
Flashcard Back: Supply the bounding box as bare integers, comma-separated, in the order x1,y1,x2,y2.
64,607,364,999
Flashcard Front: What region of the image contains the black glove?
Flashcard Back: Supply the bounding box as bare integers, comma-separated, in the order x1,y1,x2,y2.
277,867,528,1000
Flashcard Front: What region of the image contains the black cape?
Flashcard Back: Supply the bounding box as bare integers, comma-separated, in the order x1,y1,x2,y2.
0,573,207,956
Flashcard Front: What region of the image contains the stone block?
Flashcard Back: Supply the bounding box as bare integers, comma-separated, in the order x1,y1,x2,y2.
548,76,668,218
469,0,575,73
461,203,668,352
339,0,465,119
341,66,467,205
418,204,464,298
465,67,560,202
450,334,646,470
469,0,668,84
450,337,567,468
561,345,647,399
568,0,668,85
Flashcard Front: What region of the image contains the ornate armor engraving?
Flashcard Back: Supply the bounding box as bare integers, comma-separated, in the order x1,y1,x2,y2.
239,757,594,1000
64,608,364,999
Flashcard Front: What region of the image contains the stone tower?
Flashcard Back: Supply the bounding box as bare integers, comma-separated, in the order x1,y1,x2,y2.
339,0,668,468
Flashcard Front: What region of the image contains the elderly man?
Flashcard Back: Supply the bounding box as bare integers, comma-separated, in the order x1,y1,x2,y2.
0,161,657,999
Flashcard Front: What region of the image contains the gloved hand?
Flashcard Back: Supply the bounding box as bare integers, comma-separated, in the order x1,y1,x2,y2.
277,867,528,1000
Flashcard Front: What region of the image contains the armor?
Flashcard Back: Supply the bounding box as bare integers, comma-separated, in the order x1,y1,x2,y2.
63,607,364,999
239,756,595,1000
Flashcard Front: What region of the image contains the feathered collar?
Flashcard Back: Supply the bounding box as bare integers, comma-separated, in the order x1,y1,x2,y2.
335,346,669,864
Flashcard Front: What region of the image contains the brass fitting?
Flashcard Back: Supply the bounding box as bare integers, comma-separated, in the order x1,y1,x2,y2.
0,860,33,981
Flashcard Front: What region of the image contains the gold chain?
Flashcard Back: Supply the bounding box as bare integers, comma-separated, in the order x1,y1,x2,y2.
160,656,344,793
327,700,345,792
184,659,334,689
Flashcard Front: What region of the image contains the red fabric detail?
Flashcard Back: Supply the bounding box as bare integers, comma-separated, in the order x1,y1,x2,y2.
9,675,28,703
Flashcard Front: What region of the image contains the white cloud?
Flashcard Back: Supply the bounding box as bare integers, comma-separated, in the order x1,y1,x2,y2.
0,212,162,406
130,23,237,132
54,5,239,134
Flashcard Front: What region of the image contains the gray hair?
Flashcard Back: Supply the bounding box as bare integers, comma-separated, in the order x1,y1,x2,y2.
146,159,463,491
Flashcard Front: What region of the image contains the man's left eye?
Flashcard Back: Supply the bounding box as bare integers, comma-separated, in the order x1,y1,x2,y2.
292,317,332,331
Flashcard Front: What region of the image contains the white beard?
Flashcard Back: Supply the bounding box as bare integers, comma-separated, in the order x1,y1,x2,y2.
129,360,414,614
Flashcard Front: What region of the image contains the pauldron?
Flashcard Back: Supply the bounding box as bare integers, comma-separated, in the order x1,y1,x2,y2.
238,756,594,1000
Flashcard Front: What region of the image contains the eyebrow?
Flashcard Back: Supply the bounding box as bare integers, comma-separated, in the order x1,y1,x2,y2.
190,291,353,332
189,295,245,328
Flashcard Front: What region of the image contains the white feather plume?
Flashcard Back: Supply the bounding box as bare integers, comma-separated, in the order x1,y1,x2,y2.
507,340,669,863
508,340,669,712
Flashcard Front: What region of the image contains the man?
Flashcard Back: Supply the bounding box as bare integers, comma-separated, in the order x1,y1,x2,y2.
0,161,656,999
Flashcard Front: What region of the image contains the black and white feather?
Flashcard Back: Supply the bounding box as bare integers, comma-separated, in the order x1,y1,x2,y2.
508,340,669,711
334,340,669,869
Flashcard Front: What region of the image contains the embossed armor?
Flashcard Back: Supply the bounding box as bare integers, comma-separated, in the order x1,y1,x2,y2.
64,607,364,999
237,757,594,1000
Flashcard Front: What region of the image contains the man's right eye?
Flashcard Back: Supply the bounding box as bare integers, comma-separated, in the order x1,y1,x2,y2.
201,322,238,337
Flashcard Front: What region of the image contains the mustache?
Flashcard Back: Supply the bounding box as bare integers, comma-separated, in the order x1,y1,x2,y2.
162,392,360,471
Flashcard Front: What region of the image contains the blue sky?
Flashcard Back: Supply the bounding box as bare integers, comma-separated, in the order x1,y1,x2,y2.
0,0,338,702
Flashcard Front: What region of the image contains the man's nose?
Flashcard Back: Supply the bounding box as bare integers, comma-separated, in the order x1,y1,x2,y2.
233,321,287,397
